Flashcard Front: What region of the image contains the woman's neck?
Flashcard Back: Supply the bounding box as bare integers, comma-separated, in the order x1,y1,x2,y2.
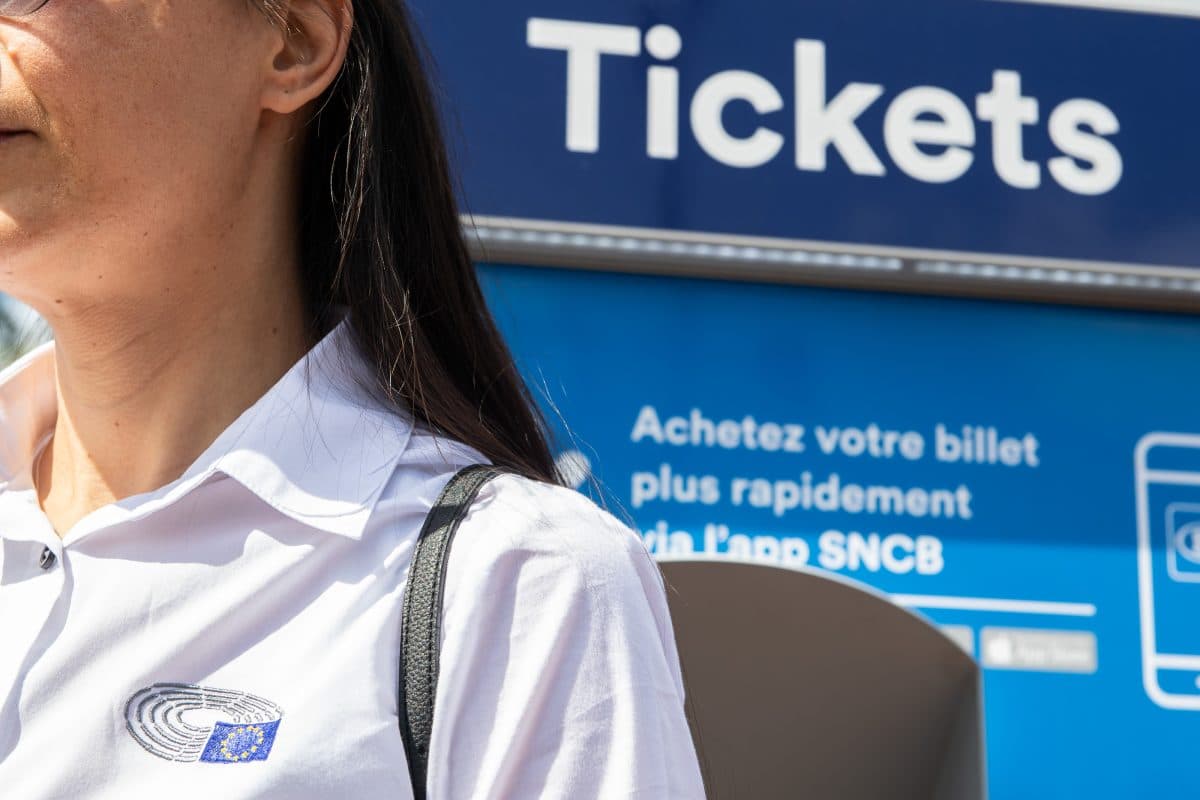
13,110,316,538
35,256,312,542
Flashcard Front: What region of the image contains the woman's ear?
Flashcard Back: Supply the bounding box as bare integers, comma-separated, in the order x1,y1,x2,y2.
260,0,352,115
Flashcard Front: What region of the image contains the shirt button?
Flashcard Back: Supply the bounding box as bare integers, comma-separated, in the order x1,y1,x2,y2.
39,546,56,570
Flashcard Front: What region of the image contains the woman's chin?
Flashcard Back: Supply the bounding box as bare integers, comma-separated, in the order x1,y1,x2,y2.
0,239,60,299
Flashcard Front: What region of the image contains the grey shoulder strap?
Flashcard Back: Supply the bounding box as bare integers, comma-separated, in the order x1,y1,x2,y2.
398,464,508,800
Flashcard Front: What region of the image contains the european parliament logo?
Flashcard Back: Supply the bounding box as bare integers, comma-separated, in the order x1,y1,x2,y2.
125,682,284,763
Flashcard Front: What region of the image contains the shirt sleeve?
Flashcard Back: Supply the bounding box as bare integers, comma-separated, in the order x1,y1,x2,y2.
425,473,706,799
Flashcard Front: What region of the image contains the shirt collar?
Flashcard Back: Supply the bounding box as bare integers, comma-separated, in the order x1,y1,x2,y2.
0,317,414,540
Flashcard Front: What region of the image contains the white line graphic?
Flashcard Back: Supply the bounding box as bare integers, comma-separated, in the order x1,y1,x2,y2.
1156,654,1200,670
893,594,1097,617
654,553,1097,618
1143,469,1200,486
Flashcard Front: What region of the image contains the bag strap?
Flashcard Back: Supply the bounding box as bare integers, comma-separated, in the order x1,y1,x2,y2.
398,464,508,800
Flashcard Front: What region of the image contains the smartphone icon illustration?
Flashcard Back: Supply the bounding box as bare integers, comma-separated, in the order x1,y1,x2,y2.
1135,433,1200,710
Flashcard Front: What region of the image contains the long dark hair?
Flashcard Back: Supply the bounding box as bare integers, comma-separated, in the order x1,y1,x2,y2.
257,0,559,483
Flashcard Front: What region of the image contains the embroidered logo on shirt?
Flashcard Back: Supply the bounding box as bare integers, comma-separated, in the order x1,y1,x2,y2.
125,682,284,763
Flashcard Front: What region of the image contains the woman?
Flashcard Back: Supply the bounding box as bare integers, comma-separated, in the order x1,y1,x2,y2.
0,1,706,797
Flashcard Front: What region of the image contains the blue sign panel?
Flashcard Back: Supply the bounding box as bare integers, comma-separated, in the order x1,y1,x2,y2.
480,261,1200,798
415,0,1200,290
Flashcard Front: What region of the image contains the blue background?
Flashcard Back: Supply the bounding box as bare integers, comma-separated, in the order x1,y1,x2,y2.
414,0,1200,269
481,262,1200,798
407,0,1200,793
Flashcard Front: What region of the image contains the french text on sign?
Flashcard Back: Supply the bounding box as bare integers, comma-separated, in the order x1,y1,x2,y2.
729,472,973,519
631,405,805,452
935,424,1040,467
642,521,946,576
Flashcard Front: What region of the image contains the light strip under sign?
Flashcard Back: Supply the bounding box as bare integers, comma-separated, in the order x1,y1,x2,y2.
466,215,1200,305
993,0,1200,19
472,219,902,273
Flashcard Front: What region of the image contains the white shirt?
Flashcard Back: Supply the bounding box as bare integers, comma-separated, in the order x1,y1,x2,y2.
0,319,705,799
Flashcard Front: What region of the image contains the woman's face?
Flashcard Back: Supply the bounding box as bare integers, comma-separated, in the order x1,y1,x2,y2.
0,0,290,311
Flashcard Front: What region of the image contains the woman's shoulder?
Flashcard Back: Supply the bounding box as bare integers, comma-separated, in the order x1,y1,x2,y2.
413,440,703,798
466,468,652,587
383,427,662,607
393,427,645,563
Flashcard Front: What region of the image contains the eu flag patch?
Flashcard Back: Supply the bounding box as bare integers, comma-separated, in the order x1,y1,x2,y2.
199,719,281,763
126,683,285,763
